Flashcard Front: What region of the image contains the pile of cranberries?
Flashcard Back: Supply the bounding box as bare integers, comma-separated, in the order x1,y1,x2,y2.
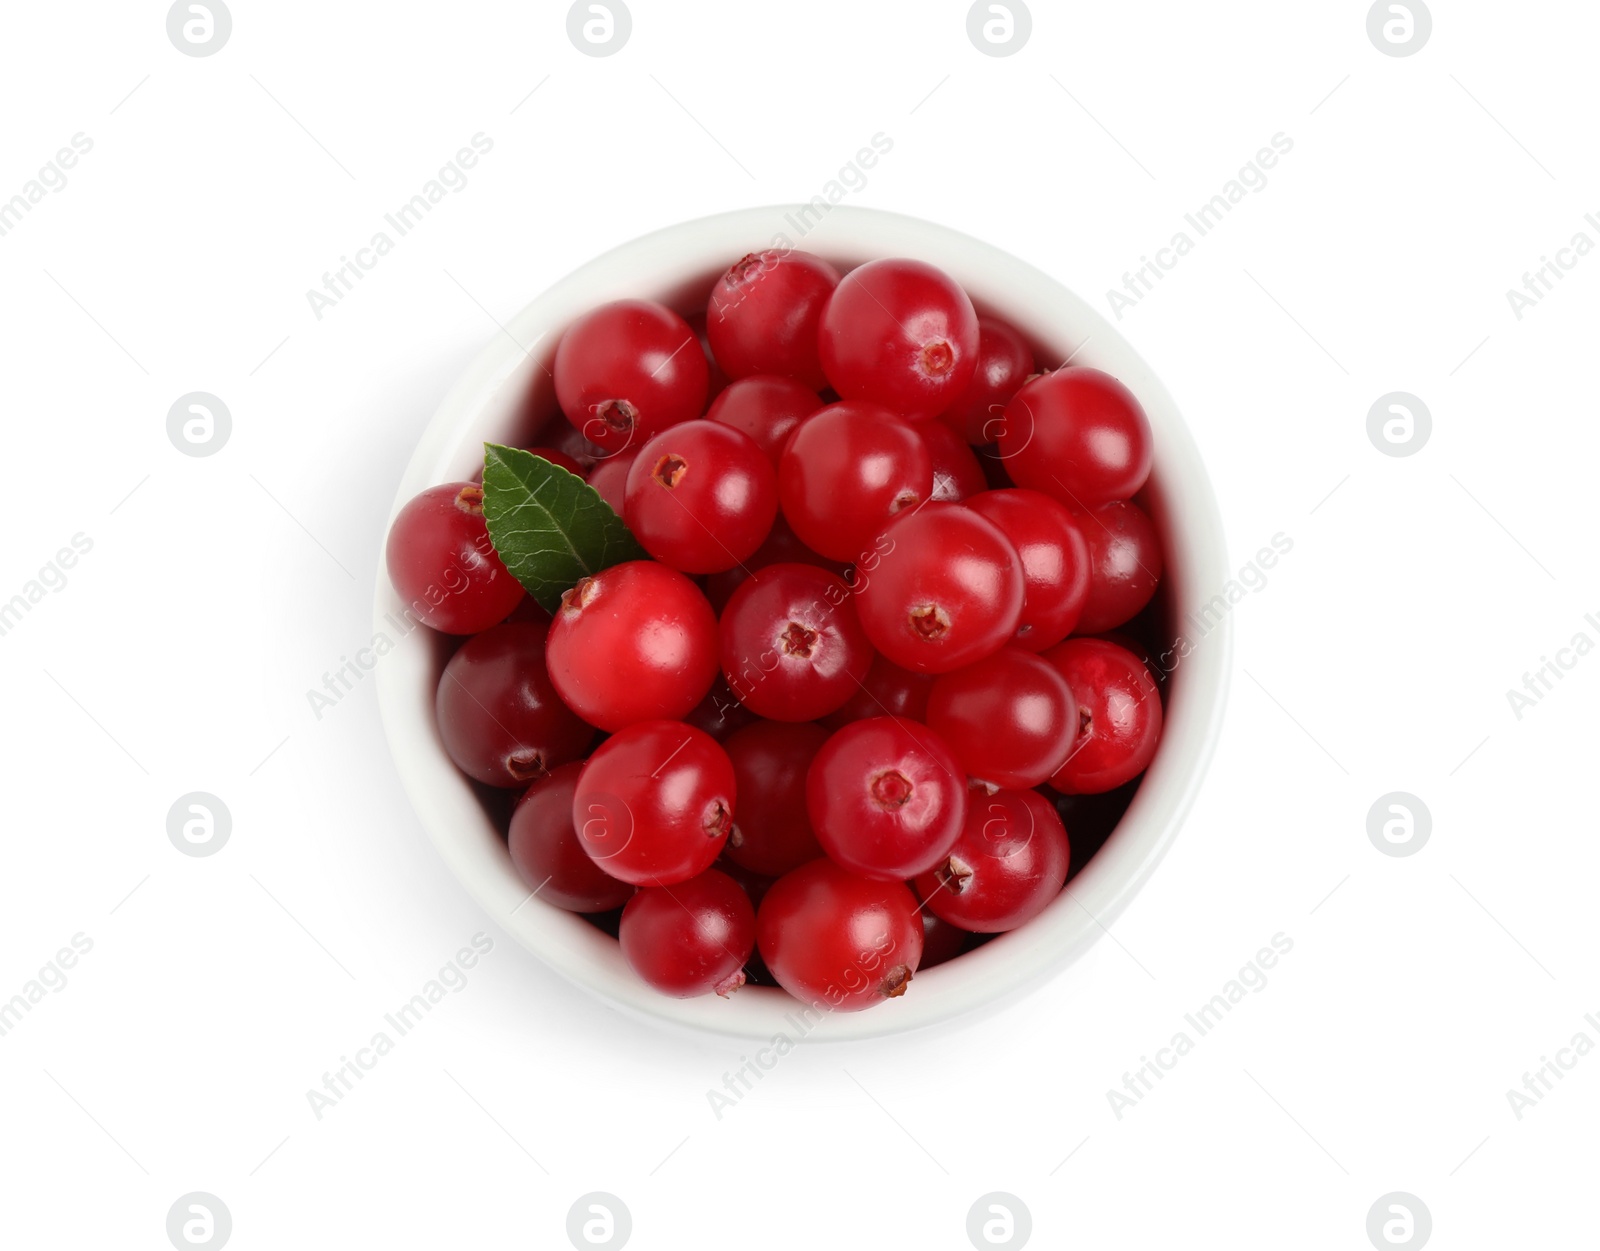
385,250,1166,1014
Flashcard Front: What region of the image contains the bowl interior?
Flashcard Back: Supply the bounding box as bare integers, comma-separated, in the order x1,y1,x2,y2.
374,205,1231,1042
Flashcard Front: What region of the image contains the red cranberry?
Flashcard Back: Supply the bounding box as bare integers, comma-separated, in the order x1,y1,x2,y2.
938,316,1036,444
965,488,1090,651
386,483,527,635
819,654,935,730
756,859,924,1011
925,648,1077,789
996,367,1153,506
1075,499,1163,633
619,868,754,997
508,762,634,913
706,374,822,465
1044,638,1163,794
919,419,988,502
722,720,829,877
706,250,840,390
586,449,640,517
913,788,1070,932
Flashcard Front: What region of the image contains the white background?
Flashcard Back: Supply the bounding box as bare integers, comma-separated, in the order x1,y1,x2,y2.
2,1,1596,1247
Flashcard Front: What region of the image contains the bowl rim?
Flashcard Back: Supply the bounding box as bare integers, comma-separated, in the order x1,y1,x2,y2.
373,204,1233,1042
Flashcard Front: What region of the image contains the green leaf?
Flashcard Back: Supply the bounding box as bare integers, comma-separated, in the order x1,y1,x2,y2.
480,443,645,612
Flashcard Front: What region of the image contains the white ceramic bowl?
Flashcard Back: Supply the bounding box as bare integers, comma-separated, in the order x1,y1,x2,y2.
375,205,1231,1041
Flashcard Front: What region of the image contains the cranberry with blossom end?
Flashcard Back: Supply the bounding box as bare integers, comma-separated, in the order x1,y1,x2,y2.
545,561,718,731
719,563,875,722
1044,638,1163,794
926,649,1077,789
965,488,1090,651
938,316,1036,445
436,622,594,787
623,421,778,574
756,859,924,1012
1075,499,1163,633
619,869,755,997
778,401,933,561
919,419,988,502
554,299,709,454
996,367,1153,507
508,763,634,913
913,788,1070,933
852,504,1025,674
807,716,967,879
722,720,830,877
707,250,840,390
818,258,979,420
706,375,822,465
385,482,526,635
574,720,736,886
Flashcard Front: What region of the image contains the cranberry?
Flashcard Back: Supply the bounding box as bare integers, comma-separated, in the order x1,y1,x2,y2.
702,515,846,614
778,401,932,561
1075,499,1163,633
756,859,924,1011
554,299,709,454
546,561,718,731
523,446,585,477
819,654,935,730
1044,638,1163,794
938,316,1036,444
507,762,634,913
926,649,1077,789
818,258,979,420
435,622,595,787
852,503,1024,674
618,868,754,997
719,563,875,721
807,716,967,879
706,250,840,390
586,448,640,517
996,367,1153,507
919,419,988,502
386,482,527,635
913,788,1069,932
705,375,822,465
722,720,829,876
573,720,735,885
622,421,778,574
965,488,1090,651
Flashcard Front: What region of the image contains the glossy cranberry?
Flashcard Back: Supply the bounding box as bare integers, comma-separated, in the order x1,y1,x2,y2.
919,419,987,502
1044,638,1163,794
586,449,640,517
622,421,778,574
918,913,970,968
926,649,1076,789
818,259,979,420
807,717,967,879
554,299,709,454
722,720,829,876
619,868,755,997
719,563,875,721
996,367,1153,507
702,515,846,614
913,788,1069,932
965,489,1090,651
705,375,822,465
819,654,935,730
756,859,924,1011
436,622,594,787
938,316,1036,444
778,401,932,561
546,561,718,731
1075,499,1163,633
707,250,840,390
852,504,1024,674
507,762,634,913
386,482,527,635
574,720,736,886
